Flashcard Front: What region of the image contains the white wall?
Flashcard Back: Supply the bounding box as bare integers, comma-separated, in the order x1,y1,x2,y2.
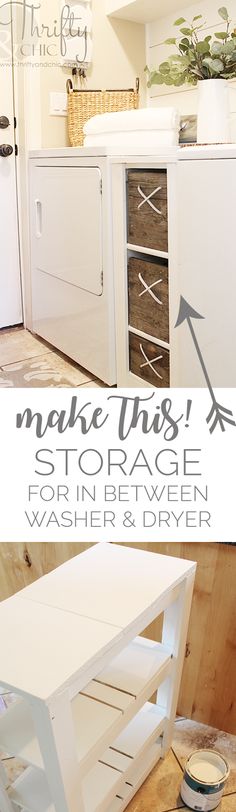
39,0,146,147
146,0,236,136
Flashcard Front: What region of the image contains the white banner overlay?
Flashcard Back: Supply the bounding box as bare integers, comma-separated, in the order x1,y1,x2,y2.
0,388,235,541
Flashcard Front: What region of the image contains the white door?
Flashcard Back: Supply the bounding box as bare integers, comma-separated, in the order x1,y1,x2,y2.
0,15,23,328
32,166,103,295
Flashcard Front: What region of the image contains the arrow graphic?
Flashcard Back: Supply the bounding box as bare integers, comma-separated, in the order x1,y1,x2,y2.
175,296,236,434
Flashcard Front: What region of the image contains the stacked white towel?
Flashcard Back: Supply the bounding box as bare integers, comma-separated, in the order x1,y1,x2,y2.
84,107,180,149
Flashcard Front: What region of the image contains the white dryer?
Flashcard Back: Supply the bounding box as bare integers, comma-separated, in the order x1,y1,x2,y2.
29,148,116,385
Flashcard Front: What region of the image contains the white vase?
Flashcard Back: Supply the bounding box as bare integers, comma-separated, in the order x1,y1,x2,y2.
197,78,230,144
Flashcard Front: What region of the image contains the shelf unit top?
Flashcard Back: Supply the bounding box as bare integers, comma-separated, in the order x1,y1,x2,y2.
0,596,123,701
18,543,195,623
0,544,195,701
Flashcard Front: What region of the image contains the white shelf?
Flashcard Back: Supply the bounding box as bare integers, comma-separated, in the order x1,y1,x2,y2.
106,702,165,759
0,700,43,769
0,694,122,773
107,801,122,812
82,762,124,812
0,637,171,777
127,739,161,787
8,704,165,812
100,750,132,774
0,694,122,774
73,695,121,768
80,637,171,771
9,762,121,812
127,244,168,260
100,702,165,777
8,741,163,812
129,326,170,351
106,0,194,24
96,636,171,694
107,741,162,812
8,768,54,812
82,703,165,812
116,783,131,801
80,680,134,712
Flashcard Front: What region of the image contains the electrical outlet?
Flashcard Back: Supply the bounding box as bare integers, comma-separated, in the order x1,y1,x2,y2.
50,92,67,116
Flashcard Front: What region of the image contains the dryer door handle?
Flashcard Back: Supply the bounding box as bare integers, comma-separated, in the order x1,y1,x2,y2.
35,199,42,238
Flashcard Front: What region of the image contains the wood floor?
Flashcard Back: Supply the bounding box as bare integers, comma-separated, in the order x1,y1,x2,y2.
0,327,106,388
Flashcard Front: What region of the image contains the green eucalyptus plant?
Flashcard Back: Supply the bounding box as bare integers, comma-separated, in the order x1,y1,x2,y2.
145,7,236,88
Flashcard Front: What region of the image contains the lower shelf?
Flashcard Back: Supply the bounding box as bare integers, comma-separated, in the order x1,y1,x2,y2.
107,740,162,812
8,768,54,812
0,636,171,776
8,704,165,812
8,741,162,812
84,702,165,812
102,702,165,762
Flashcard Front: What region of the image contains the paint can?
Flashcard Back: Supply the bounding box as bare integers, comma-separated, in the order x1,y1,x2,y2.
180,749,230,811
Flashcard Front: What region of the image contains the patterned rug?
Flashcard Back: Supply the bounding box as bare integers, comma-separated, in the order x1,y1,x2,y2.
0,329,104,388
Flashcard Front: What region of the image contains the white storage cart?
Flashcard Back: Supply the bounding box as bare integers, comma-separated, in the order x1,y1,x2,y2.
0,544,196,812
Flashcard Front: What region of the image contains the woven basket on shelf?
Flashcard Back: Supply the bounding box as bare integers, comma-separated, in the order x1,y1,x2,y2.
67,79,140,147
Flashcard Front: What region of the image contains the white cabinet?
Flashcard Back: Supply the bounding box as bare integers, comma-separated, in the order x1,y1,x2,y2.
112,156,179,388
0,543,196,812
112,146,236,388
29,150,116,386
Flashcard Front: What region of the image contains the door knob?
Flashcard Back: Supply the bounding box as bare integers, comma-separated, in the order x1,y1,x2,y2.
0,116,10,129
0,144,13,157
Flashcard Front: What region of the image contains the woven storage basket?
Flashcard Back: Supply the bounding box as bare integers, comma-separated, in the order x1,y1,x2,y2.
67,79,139,147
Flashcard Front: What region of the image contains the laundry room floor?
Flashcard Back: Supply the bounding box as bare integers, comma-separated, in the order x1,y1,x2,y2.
0,327,106,388
0,693,235,812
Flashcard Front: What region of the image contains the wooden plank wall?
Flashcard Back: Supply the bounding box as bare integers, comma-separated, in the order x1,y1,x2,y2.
0,542,235,734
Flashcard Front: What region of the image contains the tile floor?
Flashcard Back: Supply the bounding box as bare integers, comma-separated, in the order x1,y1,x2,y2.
0,694,235,812
0,327,106,388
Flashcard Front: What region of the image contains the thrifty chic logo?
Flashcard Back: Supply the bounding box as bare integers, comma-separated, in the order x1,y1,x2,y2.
0,1,88,62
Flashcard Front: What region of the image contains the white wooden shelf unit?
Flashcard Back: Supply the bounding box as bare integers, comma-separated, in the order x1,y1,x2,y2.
111,157,178,387
0,543,196,812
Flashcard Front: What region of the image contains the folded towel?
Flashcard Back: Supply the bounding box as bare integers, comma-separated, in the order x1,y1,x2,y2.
84,107,179,136
84,130,179,148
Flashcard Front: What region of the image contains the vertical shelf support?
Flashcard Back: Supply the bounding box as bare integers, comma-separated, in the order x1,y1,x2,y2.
158,574,195,753
0,759,8,789
0,778,15,812
30,692,85,812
